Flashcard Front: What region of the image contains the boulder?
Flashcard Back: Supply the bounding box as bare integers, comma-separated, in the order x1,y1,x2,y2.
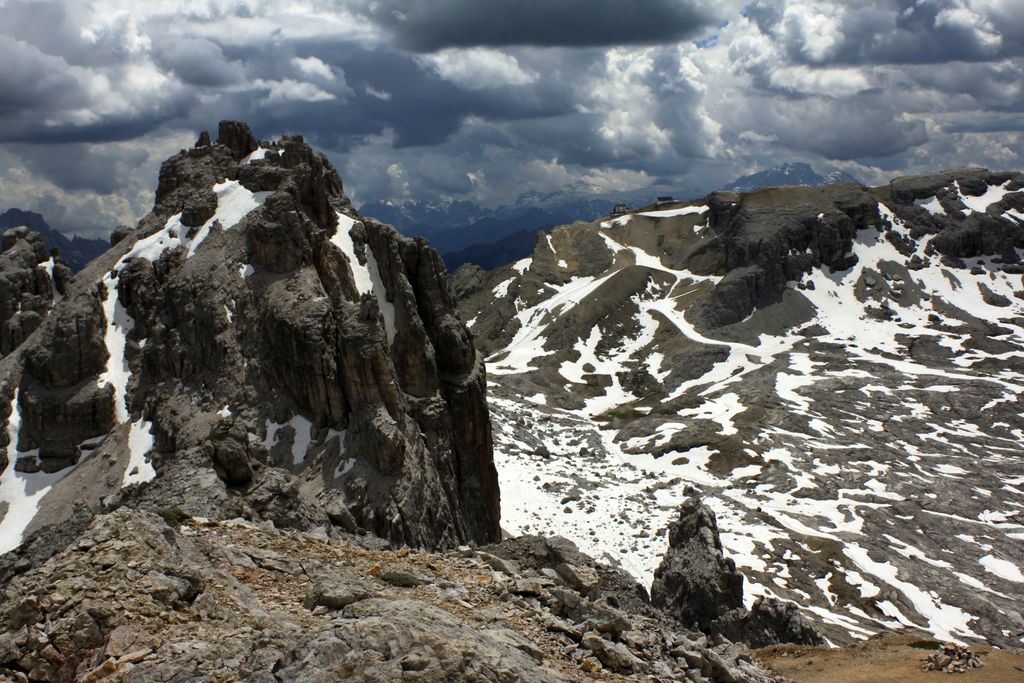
303,572,376,610
711,598,825,648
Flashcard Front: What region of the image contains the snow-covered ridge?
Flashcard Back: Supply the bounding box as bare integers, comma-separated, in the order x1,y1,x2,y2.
0,178,274,551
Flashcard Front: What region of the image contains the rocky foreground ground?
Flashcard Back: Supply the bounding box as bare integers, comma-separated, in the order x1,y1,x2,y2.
0,508,796,682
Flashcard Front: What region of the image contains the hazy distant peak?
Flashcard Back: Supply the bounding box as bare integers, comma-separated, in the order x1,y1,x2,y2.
724,162,858,192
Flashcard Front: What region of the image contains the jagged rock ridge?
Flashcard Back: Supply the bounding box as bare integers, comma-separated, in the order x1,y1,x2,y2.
0,210,108,273
0,121,500,565
456,168,1024,648
0,228,70,358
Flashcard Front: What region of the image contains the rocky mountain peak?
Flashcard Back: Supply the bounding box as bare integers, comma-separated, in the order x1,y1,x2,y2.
724,162,858,192
216,120,259,160
0,120,500,563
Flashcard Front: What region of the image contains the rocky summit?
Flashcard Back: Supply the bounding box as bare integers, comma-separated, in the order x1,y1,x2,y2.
0,121,499,569
456,169,1024,648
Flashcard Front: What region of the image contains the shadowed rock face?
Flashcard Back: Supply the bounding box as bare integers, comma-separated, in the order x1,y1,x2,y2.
651,497,744,630
652,497,824,648
0,121,500,558
0,227,71,477
0,228,70,359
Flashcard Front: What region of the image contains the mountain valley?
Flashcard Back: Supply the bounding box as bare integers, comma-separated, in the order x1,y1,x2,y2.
456,170,1024,648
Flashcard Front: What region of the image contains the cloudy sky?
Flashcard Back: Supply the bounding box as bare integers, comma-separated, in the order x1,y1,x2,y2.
1,0,1022,237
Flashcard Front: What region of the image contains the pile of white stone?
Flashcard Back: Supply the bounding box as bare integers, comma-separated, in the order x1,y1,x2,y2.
921,642,983,674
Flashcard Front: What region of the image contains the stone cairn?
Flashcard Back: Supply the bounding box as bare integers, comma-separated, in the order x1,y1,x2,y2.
921,642,983,673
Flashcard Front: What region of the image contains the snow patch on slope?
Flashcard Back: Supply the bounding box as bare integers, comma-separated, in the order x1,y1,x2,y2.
331,212,396,344
956,180,1012,213
638,205,709,219
41,257,62,303
265,415,315,466
122,418,156,487
0,391,78,554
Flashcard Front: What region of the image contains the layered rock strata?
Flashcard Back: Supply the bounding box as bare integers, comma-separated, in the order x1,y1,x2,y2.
0,121,500,563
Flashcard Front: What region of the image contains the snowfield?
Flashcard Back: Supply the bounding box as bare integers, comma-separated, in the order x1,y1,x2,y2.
469,186,1024,647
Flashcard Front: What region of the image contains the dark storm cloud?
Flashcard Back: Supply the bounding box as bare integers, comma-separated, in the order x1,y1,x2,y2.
0,35,82,116
0,1,153,68
359,0,716,51
898,60,1024,112
7,143,150,195
943,114,1024,135
784,103,929,160
0,1,194,145
223,42,582,152
0,34,185,145
749,0,1024,66
154,38,244,87
1,0,1023,239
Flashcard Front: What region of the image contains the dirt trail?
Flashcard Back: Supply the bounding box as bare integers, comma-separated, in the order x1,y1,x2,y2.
758,636,1024,683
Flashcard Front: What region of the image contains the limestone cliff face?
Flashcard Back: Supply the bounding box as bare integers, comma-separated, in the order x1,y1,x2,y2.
0,228,69,358
0,121,500,558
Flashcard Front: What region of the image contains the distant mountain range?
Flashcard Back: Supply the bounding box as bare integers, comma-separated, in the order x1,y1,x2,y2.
0,208,108,272
723,162,858,193
442,228,540,271
2,163,859,275
363,163,860,271
361,189,661,268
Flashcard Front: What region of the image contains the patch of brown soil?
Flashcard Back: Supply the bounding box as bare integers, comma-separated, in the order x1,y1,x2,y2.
758,635,1024,683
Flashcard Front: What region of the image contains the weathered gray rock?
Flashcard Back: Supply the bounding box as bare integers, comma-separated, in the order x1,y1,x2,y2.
651,498,745,630
0,509,789,683
485,534,655,617
203,419,266,485
303,572,375,610
580,631,644,673
0,120,500,561
652,498,823,648
0,228,67,357
711,598,825,648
